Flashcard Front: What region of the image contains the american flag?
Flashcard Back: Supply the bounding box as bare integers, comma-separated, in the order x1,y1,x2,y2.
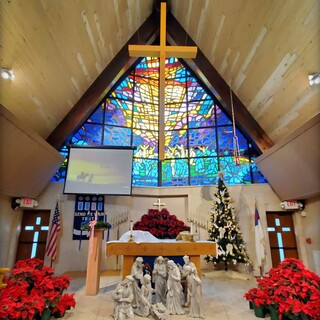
45,202,61,261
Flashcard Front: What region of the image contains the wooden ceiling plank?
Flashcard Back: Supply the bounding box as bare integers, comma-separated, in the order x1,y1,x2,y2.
255,38,320,126
238,0,318,106
237,1,319,139
0,1,86,111
81,10,103,74
195,1,221,59
194,0,209,44
273,88,320,133
248,53,297,113
0,36,72,137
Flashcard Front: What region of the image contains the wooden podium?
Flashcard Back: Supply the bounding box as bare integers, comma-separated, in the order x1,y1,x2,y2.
85,229,104,296
106,241,216,279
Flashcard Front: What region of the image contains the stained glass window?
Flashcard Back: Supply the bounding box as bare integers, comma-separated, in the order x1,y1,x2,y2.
51,57,267,186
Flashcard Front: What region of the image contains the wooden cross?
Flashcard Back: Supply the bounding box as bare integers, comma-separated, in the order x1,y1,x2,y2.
129,2,197,160
153,198,166,210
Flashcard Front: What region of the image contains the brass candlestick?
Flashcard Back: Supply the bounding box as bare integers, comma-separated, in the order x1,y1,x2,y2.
128,232,134,242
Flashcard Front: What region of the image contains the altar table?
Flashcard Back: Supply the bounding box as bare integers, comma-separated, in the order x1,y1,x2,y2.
106,241,216,279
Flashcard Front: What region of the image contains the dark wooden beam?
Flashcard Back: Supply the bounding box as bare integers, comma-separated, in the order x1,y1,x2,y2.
47,12,159,150
166,12,274,153
47,4,274,154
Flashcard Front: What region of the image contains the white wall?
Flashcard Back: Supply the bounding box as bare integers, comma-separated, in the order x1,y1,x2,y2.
294,195,320,273
1,183,319,277
36,182,282,276
0,194,23,268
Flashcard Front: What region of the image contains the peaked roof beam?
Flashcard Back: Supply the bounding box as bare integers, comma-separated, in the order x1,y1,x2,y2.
47,5,274,154
47,11,159,150
166,12,274,153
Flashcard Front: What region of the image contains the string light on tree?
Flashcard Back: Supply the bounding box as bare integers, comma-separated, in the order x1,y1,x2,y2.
205,171,251,270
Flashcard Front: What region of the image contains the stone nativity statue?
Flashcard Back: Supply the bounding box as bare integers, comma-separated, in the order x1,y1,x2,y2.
112,275,134,320
188,267,204,318
152,256,167,305
183,265,192,308
134,274,154,317
166,260,185,315
180,255,197,278
131,256,144,308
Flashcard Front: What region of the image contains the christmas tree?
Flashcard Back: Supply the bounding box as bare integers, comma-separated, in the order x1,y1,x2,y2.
205,172,251,270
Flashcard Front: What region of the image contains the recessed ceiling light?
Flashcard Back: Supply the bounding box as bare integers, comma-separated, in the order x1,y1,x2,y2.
308,73,320,86
1,68,15,80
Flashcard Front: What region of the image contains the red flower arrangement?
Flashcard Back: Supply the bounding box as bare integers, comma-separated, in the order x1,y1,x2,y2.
0,258,76,320
133,208,190,239
244,258,320,320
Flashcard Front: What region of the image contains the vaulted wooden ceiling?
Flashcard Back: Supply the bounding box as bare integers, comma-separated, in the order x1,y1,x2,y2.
1,0,319,153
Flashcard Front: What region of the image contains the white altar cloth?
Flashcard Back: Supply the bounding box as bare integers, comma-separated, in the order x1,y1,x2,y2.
118,230,160,243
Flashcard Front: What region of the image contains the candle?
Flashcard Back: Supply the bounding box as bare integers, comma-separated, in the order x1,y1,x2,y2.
190,222,193,235
130,220,133,232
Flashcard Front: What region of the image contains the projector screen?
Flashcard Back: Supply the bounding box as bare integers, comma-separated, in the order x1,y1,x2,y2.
63,146,134,195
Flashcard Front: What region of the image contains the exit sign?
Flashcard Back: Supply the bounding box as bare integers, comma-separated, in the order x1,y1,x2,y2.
21,198,34,208
281,201,300,210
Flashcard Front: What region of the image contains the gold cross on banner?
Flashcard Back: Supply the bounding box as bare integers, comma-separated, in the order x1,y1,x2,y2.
129,2,197,160
153,198,166,210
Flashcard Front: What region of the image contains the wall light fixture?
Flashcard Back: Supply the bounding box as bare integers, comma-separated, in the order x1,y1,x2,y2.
1,68,15,80
308,73,320,86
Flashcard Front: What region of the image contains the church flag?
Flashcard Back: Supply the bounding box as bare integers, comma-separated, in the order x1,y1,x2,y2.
254,204,265,267
45,202,61,261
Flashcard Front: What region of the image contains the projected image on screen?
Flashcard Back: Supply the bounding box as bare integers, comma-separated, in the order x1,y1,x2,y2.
63,146,134,195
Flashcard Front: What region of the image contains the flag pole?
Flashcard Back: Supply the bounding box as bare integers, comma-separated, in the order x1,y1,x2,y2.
254,197,265,278
256,198,262,278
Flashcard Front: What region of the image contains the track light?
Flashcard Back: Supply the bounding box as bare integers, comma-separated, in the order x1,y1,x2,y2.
308,73,320,86
1,68,15,80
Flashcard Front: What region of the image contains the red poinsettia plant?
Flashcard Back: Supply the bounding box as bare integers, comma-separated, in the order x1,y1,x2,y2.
244,258,320,320
133,208,190,239
0,258,76,320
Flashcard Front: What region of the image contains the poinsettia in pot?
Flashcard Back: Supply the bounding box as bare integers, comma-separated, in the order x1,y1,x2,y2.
0,258,76,320
244,258,320,320
133,208,190,239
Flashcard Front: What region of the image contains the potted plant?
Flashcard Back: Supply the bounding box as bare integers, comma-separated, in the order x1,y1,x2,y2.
244,258,320,320
0,258,76,319
133,208,190,239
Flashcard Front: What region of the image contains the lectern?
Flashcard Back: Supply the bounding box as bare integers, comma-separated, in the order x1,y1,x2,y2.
85,229,104,295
